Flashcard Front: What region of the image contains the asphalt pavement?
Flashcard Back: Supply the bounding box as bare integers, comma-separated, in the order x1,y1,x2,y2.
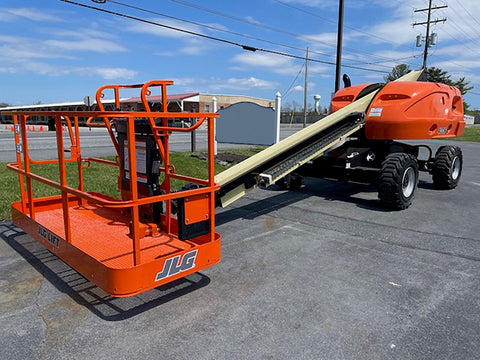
1,139,479,359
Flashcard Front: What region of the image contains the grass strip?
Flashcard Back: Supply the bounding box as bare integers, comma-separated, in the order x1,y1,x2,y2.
448,125,480,142
0,153,230,221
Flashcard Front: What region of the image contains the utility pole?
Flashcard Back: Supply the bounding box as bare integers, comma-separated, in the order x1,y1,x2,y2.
413,0,447,69
334,0,344,93
303,47,309,128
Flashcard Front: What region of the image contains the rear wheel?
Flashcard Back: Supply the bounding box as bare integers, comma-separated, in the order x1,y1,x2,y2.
378,153,419,210
432,146,462,189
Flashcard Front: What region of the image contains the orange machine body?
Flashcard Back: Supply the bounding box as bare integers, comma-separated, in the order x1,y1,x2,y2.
329,84,373,113
330,81,465,140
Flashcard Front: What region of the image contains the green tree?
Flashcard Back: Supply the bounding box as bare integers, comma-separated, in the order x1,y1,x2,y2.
426,66,473,95
384,64,411,82
426,66,451,83
0,102,10,108
426,66,473,110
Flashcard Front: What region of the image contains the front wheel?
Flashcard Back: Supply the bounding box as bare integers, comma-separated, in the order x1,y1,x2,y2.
275,173,304,190
431,146,462,189
378,153,419,210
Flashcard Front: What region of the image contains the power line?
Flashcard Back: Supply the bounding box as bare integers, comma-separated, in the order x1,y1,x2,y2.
357,54,422,65
60,0,390,73
443,13,480,47
104,0,336,61
413,0,447,68
168,0,413,64
273,0,413,50
283,63,304,98
453,0,480,28
109,0,416,70
430,18,480,60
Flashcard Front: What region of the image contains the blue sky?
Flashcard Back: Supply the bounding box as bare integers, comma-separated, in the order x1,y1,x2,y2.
1,0,479,110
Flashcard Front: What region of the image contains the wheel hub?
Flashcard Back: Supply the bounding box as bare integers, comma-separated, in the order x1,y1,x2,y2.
402,167,415,198
451,156,461,180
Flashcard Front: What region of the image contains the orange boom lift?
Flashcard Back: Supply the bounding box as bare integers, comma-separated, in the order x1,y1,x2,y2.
4,81,220,297
3,71,467,297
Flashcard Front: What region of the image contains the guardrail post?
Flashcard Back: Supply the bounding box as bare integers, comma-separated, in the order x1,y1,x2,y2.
275,92,281,144
55,115,71,242
212,96,218,155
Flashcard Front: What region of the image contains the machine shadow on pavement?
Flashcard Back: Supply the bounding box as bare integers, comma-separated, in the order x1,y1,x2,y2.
0,222,211,321
216,178,387,226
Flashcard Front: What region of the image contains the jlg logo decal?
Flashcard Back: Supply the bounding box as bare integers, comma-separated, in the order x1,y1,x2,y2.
155,250,198,282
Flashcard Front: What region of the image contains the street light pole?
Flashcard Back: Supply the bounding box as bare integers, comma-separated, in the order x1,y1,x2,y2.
303,47,309,128
334,0,344,93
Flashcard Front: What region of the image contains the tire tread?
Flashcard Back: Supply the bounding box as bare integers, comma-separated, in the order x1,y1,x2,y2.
378,153,418,210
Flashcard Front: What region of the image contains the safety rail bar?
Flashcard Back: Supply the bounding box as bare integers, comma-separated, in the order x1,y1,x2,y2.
3,83,219,266
6,162,217,208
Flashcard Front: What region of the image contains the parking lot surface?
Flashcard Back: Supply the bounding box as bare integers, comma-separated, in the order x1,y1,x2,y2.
1,140,479,360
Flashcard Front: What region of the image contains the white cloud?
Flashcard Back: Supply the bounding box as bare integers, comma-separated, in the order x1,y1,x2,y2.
0,33,127,65
127,18,203,39
232,52,298,75
44,39,127,53
309,63,332,75
0,57,137,80
49,28,118,41
0,36,76,60
278,0,337,9
232,51,334,80
234,52,290,67
0,7,63,22
218,77,277,90
437,0,480,44
172,77,198,87
292,85,303,91
365,19,418,46
431,59,480,73
127,18,210,55
171,76,278,92
205,22,228,32
0,34,135,80
300,32,337,48
0,65,17,74
244,16,262,25
91,67,137,80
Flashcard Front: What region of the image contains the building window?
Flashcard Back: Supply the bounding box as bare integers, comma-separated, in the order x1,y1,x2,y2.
205,104,210,112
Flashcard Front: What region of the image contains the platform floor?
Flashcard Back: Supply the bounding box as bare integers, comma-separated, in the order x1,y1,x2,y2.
35,204,191,269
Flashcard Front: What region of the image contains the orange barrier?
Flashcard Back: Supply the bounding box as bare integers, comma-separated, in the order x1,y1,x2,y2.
4,124,46,132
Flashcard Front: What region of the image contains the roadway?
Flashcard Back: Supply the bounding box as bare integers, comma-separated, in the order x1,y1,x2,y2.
0,134,479,359
0,124,302,162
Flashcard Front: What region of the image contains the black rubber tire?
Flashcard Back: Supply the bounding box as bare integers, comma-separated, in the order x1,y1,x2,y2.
378,153,419,210
275,173,304,190
432,146,462,190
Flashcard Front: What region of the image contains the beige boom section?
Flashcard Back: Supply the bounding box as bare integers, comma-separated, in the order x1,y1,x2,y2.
215,70,424,207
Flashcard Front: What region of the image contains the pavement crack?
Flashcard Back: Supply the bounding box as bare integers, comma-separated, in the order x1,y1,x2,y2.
34,274,49,356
